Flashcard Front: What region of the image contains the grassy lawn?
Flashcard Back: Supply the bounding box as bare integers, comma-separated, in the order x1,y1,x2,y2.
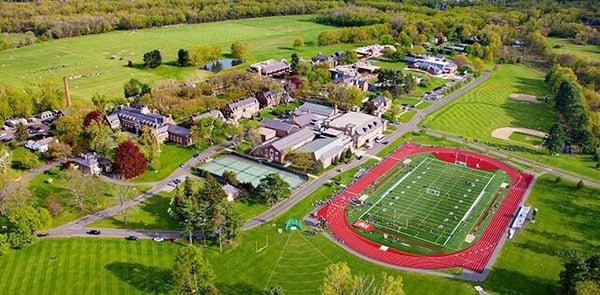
484,174,600,294
372,59,447,98
133,144,196,183
397,110,417,123
383,123,397,135
258,102,300,120
548,37,600,61
28,167,149,227
508,132,544,146
421,64,600,180
0,15,354,99
0,146,43,187
394,97,431,109
0,238,179,295
232,199,270,222
88,191,180,231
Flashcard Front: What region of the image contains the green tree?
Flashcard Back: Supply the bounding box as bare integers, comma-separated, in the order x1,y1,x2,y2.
254,173,291,205
290,53,300,73
123,78,151,98
14,123,28,142
544,123,566,154
293,37,304,49
190,44,222,65
86,120,115,156
47,141,72,160
13,151,39,170
472,58,486,72
576,280,600,295
143,49,162,68
327,84,365,111
230,41,249,59
54,114,85,152
321,262,358,295
172,245,215,295
177,49,192,67
221,170,239,186
138,126,162,170
0,234,9,256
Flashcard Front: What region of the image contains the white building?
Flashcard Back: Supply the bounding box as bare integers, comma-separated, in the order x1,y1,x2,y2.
25,137,56,153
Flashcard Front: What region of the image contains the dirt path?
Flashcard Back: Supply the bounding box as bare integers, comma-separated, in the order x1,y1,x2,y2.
508,93,539,103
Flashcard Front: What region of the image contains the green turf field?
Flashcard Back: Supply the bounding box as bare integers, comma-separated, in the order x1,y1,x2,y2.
548,37,600,61
346,154,509,253
0,15,353,99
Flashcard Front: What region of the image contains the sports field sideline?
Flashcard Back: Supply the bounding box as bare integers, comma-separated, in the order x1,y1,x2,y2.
347,154,510,252
199,154,307,190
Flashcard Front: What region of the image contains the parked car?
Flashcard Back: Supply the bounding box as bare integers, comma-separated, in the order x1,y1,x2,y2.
87,230,101,235
153,237,164,242
125,235,138,241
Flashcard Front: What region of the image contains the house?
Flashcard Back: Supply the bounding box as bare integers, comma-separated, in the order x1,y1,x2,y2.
36,111,55,121
4,118,28,128
69,153,105,175
367,96,392,116
248,59,290,77
298,135,352,168
330,64,375,91
408,55,457,75
354,44,396,59
325,112,386,148
251,128,315,162
25,137,56,153
311,51,346,66
106,106,193,146
296,102,337,118
261,119,298,137
441,43,468,54
256,90,287,108
222,97,260,121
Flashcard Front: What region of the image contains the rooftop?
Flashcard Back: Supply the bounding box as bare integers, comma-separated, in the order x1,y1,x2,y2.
271,128,315,152
296,102,335,118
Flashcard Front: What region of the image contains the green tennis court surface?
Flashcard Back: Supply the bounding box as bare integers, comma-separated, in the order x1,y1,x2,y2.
346,154,510,252
200,154,307,191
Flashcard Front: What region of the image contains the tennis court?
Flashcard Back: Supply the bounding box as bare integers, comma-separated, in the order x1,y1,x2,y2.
347,154,509,251
200,154,307,190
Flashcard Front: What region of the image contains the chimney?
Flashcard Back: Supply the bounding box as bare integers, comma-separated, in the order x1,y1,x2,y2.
63,76,71,108
333,104,338,116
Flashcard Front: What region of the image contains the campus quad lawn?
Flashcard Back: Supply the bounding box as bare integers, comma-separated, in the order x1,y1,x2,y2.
0,238,179,295
28,167,148,227
422,64,600,180
484,174,600,294
0,15,355,99
88,191,180,231
547,37,600,61
133,144,196,183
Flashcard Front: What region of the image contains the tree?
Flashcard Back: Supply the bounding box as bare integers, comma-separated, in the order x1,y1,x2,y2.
327,84,364,111
143,49,162,68
113,140,147,179
62,168,91,211
454,54,468,69
254,173,291,205
54,114,84,152
86,120,115,156
544,123,566,154
559,251,600,295
13,151,39,170
321,262,358,295
0,146,11,173
113,181,133,226
472,58,486,72
190,44,222,65
6,205,52,243
0,234,9,257
172,245,215,295
230,41,249,59
293,37,304,49
285,151,321,173
177,49,192,67
221,170,239,186
43,193,64,218
0,182,32,214
340,50,358,64
290,53,300,73
373,274,405,295
123,78,151,98
577,180,585,189
14,123,28,142
47,141,72,160
83,110,104,129
138,126,162,170
576,280,600,295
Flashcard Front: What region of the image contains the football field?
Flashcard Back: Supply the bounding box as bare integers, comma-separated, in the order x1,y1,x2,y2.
347,154,510,252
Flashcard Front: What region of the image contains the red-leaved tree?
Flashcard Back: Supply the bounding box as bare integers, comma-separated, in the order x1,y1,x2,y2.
114,140,147,179
83,110,105,129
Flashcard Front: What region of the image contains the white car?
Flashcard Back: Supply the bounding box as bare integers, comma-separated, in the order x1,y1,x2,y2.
153,237,164,242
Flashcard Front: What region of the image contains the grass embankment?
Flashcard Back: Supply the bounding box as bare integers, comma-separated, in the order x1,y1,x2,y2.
547,37,600,60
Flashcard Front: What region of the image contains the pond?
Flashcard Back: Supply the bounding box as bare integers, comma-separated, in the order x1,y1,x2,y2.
201,58,245,72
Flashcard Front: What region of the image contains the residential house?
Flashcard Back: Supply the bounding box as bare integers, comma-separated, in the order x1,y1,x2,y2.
408,55,457,75
367,96,392,116
186,110,225,127
25,136,56,153
70,153,104,175
36,111,55,121
298,135,352,168
251,128,315,162
222,97,260,122
354,44,396,59
325,112,386,148
248,59,290,77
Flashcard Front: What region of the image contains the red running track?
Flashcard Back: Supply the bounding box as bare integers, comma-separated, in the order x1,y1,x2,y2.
316,143,533,272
